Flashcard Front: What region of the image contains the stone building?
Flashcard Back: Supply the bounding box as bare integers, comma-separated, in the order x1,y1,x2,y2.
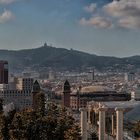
80,100,140,140
70,85,130,110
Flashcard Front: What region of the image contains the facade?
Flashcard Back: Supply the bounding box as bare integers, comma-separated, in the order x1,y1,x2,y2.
125,72,135,83
87,70,94,81
0,89,32,110
80,101,140,140
0,77,35,110
16,78,33,90
0,60,8,84
131,84,140,101
70,85,130,110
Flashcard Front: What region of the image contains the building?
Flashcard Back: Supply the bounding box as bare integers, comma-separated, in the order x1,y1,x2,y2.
62,80,71,108
131,84,140,101
87,70,94,81
125,72,135,83
16,78,33,90
0,77,34,110
80,100,140,140
70,85,130,110
0,89,32,110
0,60,8,84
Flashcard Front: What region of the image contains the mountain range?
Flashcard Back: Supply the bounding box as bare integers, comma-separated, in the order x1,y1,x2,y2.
0,44,140,72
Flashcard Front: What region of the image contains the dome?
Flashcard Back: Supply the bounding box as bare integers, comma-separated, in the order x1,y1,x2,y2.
80,85,114,93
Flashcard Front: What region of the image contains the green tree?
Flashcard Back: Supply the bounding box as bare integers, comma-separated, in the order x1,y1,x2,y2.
9,104,81,140
133,120,140,138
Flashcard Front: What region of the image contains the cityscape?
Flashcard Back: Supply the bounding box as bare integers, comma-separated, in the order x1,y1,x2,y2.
0,0,140,140
0,50,140,139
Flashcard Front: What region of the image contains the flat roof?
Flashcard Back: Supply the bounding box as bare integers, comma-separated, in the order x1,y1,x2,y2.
89,100,140,109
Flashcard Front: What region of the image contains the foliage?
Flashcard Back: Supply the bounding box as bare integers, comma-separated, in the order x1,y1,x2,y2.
0,103,81,140
133,120,140,137
34,92,45,116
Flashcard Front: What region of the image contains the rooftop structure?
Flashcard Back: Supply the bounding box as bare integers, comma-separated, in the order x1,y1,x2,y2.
80,100,140,140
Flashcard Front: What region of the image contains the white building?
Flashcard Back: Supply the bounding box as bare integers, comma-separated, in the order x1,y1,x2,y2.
125,72,135,83
15,78,33,90
80,100,140,140
131,84,140,101
0,89,32,110
0,78,35,110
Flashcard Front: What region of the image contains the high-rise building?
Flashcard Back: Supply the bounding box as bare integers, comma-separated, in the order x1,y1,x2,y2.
16,78,34,90
0,61,8,84
87,70,95,81
125,72,135,83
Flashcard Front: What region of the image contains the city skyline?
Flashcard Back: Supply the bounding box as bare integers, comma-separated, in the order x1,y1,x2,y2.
0,0,140,57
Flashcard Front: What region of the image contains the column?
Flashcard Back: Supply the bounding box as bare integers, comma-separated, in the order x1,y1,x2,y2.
115,108,124,140
112,114,114,135
98,107,107,140
80,108,87,140
88,105,91,124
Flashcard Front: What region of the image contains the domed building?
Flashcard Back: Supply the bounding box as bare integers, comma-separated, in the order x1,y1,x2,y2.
70,85,130,110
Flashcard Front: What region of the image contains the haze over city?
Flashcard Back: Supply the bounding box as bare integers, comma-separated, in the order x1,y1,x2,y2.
0,0,140,57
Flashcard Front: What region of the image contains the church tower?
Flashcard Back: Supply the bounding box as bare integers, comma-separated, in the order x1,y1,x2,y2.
63,80,71,108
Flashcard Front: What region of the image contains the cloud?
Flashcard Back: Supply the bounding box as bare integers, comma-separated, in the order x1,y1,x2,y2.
104,0,140,29
0,10,15,23
80,0,140,29
84,3,97,13
119,16,140,29
0,0,17,4
79,16,112,29
104,0,140,17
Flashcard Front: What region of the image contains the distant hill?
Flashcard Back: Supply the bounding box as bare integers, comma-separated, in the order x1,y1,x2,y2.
0,44,140,72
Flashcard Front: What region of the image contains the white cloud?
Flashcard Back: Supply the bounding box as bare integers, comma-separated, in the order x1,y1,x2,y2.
104,0,140,17
0,10,14,23
80,0,140,29
84,3,97,13
79,16,112,29
0,0,17,4
119,16,140,29
104,0,140,29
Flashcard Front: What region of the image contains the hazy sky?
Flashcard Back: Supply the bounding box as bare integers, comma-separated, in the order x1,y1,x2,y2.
0,0,140,57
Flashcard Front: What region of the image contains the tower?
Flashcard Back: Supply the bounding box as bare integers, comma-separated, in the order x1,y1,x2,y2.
32,80,41,110
63,80,71,108
0,60,8,84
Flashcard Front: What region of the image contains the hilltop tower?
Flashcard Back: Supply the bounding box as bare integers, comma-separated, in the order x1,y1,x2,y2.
62,80,71,108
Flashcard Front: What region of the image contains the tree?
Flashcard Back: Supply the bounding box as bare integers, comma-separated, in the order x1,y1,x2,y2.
133,120,140,138
2,109,16,140
9,104,81,140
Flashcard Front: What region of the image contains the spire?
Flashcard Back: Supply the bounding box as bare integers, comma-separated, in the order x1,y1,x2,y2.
62,80,71,108
63,80,71,92
32,80,40,93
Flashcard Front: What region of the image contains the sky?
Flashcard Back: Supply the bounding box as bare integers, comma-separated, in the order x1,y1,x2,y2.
0,0,140,57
